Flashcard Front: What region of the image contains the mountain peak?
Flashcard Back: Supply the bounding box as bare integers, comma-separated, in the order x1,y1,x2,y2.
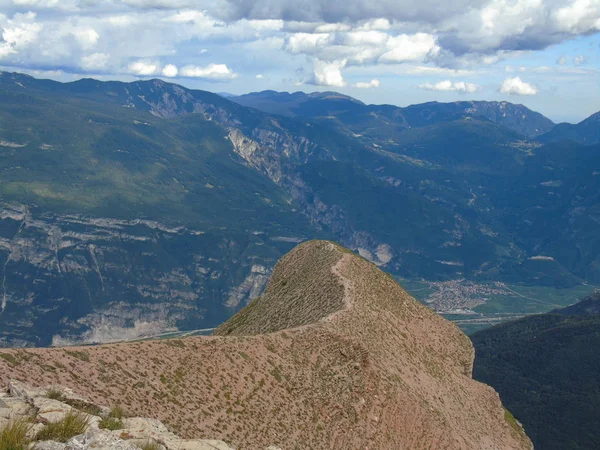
0,241,531,449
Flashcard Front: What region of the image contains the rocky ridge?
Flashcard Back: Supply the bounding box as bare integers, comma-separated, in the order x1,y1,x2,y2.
0,241,532,449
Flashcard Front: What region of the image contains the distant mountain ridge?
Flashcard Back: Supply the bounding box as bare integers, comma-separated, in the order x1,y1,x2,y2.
233,90,556,138
538,111,600,145
0,71,599,347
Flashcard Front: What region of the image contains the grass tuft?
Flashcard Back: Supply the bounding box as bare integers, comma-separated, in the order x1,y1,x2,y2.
45,386,65,401
98,417,123,431
36,411,89,443
0,420,31,450
136,440,162,450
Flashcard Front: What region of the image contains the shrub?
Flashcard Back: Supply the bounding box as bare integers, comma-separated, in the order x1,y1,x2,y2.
0,420,30,450
36,411,89,443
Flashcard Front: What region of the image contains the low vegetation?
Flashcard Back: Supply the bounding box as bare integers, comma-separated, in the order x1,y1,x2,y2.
36,411,90,443
473,306,600,450
98,406,126,430
0,420,30,450
135,440,161,450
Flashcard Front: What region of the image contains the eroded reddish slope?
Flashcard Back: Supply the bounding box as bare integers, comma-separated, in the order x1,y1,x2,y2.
0,241,531,449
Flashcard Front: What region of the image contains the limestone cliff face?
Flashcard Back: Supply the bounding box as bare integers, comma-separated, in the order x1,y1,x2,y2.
0,241,532,449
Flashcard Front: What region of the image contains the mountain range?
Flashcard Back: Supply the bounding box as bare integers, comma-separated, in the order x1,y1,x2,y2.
472,292,600,450
0,240,532,449
0,71,599,346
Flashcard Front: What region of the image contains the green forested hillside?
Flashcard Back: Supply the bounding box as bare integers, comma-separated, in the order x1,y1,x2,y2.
0,72,598,346
472,295,600,450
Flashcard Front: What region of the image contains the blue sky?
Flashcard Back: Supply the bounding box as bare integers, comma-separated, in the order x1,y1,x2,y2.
0,0,598,123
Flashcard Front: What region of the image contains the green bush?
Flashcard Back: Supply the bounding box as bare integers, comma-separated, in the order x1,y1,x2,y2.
0,420,30,450
36,411,89,443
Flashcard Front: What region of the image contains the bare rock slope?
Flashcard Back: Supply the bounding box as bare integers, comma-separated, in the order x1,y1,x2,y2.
0,240,531,449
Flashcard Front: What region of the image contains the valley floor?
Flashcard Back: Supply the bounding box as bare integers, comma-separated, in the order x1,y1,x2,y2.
399,278,597,334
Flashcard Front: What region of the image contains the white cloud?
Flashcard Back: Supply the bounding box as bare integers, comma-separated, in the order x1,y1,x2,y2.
1,0,599,100
161,63,178,77
418,80,479,93
354,78,380,88
314,23,351,33
500,76,537,95
553,0,600,33
71,27,99,49
128,60,159,76
284,32,330,55
81,52,109,69
379,33,439,63
401,65,477,76
256,73,264,79
310,59,346,86
180,63,238,80
356,18,391,31
0,11,42,51
557,54,567,65
11,0,63,8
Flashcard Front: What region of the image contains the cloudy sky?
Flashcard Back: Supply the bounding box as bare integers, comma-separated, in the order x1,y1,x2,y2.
0,0,598,122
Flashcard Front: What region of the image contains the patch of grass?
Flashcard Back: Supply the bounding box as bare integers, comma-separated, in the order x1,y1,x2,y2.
165,339,185,348
64,350,91,362
45,386,65,401
504,408,525,437
98,407,126,431
109,406,126,420
61,398,103,417
98,416,123,431
238,351,249,360
0,354,18,367
36,411,89,443
136,440,162,450
0,419,31,450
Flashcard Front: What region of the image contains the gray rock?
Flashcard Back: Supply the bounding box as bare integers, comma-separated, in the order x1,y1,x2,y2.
33,397,74,423
33,442,67,450
8,379,41,400
66,429,140,450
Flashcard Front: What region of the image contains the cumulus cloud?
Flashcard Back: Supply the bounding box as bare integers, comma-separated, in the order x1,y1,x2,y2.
309,59,346,86
81,52,109,69
354,78,380,88
418,80,479,93
0,0,599,94
161,63,178,77
180,63,238,80
128,60,159,76
379,33,439,63
500,76,537,95
0,11,42,58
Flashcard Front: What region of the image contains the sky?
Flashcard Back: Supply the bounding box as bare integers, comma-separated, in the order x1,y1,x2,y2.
0,1,599,123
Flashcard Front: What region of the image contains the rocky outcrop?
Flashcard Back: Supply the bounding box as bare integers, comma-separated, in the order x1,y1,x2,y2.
1,380,236,450
0,203,286,347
